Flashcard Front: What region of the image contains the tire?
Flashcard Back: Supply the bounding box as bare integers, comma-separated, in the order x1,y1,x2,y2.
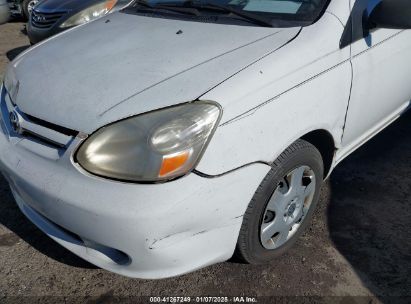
235,139,324,264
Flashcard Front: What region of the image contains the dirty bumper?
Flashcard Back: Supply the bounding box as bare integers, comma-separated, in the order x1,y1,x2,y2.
0,121,269,278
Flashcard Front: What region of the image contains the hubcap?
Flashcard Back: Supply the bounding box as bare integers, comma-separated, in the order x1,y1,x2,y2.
260,165,316,250
27,0,39,14
287,202,296,216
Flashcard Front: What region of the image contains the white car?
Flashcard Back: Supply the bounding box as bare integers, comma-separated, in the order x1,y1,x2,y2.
1,0,411,279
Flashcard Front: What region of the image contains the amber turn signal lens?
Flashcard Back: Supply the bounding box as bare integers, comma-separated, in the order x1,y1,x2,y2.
159,151,190,177
105,0,117,10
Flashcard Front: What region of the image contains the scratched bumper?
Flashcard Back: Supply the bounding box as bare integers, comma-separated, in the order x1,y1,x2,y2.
0,116,269,278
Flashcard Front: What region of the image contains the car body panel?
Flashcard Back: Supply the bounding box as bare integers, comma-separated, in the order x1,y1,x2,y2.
338,0,411,160
36,0,117,11
0,0,10,24
196,13,351,175
325,0,350,27
15,13,300,133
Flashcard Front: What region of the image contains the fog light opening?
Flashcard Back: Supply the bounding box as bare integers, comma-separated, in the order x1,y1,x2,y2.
82,238,131,266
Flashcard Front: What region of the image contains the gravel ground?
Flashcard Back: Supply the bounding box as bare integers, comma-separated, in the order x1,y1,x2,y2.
0,21,410,303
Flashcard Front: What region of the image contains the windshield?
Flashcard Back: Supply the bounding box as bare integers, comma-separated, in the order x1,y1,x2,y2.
125,0,330,27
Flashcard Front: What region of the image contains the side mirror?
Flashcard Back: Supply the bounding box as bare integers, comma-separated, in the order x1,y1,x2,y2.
368,0,411,29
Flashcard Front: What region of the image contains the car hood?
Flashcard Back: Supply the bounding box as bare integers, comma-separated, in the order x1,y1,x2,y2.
11,12,300,133
35,0,102,12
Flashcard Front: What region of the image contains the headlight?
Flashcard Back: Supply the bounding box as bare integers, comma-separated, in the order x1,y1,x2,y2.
75,102,221,182
60,0,117,28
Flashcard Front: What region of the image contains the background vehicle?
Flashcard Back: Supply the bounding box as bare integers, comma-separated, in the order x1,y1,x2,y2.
27,0,133,44
0,0,11,24
7,0,39,20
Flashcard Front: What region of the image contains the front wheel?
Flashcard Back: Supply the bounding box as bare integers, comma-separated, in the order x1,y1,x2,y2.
235,139,324,264
22,0,38,20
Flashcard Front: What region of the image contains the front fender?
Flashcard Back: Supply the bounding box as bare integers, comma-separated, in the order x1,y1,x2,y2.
196,13,352,176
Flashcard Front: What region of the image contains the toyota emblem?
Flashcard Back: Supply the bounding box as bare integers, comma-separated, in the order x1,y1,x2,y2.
9,111,22,134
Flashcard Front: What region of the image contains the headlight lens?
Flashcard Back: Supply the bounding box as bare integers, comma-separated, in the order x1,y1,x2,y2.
75,102,221,182
60,0,117,28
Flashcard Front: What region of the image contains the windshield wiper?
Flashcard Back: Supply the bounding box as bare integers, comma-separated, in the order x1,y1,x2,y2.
189,2,273,27
133,0,200,16
133,0,273,27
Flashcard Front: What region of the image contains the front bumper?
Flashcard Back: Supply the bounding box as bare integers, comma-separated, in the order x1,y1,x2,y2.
0,94,269,279
27,20,65,44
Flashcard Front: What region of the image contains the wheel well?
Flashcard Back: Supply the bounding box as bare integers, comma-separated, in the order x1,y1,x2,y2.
301,130,336,178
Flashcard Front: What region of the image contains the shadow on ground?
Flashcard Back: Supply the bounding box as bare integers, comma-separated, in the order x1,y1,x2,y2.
6,45,29,61
328,110,411,299
0,174,96,269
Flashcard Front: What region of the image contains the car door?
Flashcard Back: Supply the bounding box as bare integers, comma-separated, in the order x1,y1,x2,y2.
339,0,411,158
